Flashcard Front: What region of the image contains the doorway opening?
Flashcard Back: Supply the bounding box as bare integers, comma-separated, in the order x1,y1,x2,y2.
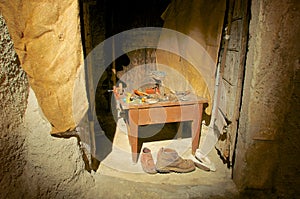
79,0,235,184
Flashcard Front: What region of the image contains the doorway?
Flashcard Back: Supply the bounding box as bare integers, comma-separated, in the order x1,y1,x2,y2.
79,0,247,182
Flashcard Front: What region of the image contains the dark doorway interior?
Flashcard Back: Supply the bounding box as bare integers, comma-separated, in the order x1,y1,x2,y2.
81,0,172,166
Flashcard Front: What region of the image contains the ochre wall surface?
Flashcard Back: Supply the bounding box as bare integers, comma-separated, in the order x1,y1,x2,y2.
0,0,87,134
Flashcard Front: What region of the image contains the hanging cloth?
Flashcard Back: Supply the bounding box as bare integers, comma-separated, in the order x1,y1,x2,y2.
156,0,227,158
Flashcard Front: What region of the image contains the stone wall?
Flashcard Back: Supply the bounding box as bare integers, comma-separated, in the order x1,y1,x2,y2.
233,0,300,196
20,88,94,198
0,14,29,198
0,13,94,198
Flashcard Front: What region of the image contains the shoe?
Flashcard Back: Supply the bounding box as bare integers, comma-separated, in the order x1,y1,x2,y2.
195,149,216,172
188,154,210,171
140,147,157,174
155,147,195,173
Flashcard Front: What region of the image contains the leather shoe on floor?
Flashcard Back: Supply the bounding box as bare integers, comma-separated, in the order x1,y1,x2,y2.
155,147,195,173
140,147,157,174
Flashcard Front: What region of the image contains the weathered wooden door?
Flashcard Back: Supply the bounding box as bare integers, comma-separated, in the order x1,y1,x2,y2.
216,0,250,166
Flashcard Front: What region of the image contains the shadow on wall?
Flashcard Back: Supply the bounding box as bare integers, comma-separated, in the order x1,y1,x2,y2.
93,53,130,165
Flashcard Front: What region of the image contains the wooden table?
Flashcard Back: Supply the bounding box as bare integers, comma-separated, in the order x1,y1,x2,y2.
114,91,208,163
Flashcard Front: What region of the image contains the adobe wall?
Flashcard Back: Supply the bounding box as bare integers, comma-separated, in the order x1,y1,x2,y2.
233,0,300,196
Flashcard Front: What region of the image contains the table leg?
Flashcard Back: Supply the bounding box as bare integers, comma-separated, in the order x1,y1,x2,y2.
128,109,139,163
192,103,203,155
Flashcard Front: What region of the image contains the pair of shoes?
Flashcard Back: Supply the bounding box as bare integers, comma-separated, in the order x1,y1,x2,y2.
155,147,195,173
195,149,216,172
140,147,157,174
